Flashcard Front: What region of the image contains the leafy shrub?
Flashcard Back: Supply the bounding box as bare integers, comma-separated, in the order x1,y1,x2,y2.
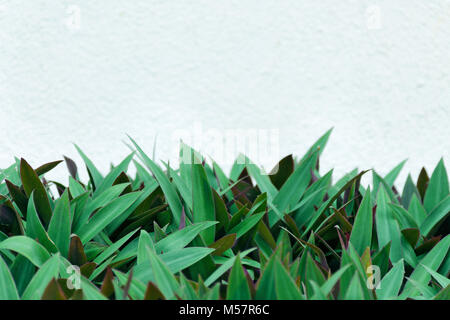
0,130,448,300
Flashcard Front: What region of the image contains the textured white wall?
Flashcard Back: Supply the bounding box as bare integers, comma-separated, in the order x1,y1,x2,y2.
1,1,449,187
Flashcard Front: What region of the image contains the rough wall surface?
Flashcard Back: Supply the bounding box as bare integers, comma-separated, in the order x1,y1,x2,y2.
1,1,449,186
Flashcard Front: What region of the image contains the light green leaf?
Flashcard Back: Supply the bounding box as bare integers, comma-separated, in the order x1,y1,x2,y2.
204,249,255,287
269,152,317,226
74,144,103,189
48,190,71,257
344,273,365,300
376,259,405,299
68,177,85,198
423,158,449,213
145,245,180,299
349,188,372,256
244,156,277,200
0,255,19,300
274,259,303,300
420,195,450,237
94,152,134,196
21,254,60,299
375,185,402,263
421,264,450,288
137,229,155,265
403,235,450,297
155,221,217,254
78,192,141,244
134,247,215,283
191,156,216,245
129,136,183,226
384,159,407,187
226,255,251,300
25,192,58,254
228,212,265,239
93,229,139,266
0,236,50,267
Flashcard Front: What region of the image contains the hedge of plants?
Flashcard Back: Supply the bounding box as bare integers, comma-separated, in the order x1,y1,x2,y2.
0,130,448,300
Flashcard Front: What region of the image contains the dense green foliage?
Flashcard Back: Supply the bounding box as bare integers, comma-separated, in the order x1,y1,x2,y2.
0,130,448,300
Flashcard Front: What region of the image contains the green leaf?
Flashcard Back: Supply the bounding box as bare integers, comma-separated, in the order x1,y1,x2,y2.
170,169,193,211
244,156,277,200
129,136,183,226
78,192,141,244
302,170,369,237
0,236,50,267
137,229,155,265
408,194,428,226
376,259,405,299
299,128,332,163
84,183,131,216
134,247,215,283
274,259,303,300
80,276,108,300
401,174,420,209
403,235,450,297
74,144,103,189
384,159,407,187
389,203,419,230
373,171,399,204
420,195,450,237
304,252,326,296
0,255,19,299
155,221,217,254
48,190,71,257
421,264,450,288
191,157,216,245
94,229,139,266
269,151,317,226
106,184,157,235
161,248,214,274
375,185,403,263
9,255,35,295
21,254,60,299
228,212,265,239
68,177,85,198
423,158,449,213
144,245,180,299
113,269,146,300
226,255,251,300
25,192,58,254
229,157,246,182
404,278,437,299
204,249,255,287
349,188,372,256
94,152,134,196
319,264,351,297
344,273,365,300
292,171,332,228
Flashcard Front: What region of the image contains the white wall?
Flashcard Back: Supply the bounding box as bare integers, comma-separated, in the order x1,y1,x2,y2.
1,1,449,187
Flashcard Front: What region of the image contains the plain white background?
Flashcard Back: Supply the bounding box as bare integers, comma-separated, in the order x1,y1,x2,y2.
1,1,449,187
